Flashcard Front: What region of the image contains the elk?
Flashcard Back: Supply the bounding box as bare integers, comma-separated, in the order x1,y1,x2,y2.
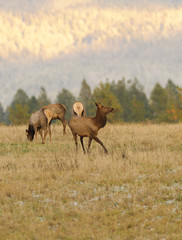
72,101,86,117
26,109,50,144
69,102,114,154
41,103,67,141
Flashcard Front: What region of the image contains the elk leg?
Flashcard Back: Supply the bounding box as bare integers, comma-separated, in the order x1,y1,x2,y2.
60,118,67,135
80,136,86,154
48,123,52,142
93,136,108,154
87,137,92,153
42,128,48,144
39,129,45,144
44,110,52,141
47,118,51,142
39,129,43,142
35,127,38,143
72,132,78,151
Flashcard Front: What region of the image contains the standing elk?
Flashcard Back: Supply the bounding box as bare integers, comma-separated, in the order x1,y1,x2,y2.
42,103,67,141
69,102,114,154
72,101,86,117
26,109,50,144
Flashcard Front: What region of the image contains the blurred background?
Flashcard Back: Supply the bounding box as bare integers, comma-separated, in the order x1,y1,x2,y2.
0,0,182,124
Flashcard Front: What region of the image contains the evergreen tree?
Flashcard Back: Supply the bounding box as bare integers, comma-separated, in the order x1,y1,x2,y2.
93,82,123,122
166,80,180,108
111,78,149,122
11,89,29,108
29,96,39,113
110,78,127,105
38,87,51,108
150,83,168,122
8,89,30,125
79,79,94,116
127,78,149,122
130,97,146,122
9,104,30,125
56,88,76,120
165,79,180,122
110,78,131,121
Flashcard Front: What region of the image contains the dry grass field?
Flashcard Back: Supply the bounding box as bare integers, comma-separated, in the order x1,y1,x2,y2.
0,123,181,240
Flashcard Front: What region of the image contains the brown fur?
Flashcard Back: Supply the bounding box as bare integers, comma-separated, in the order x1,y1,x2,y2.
69,102,113,154
42,103,67,141
72,101,86,117
26,109,49,144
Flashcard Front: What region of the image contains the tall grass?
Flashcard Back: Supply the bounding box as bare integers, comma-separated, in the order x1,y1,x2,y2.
0,123,181,240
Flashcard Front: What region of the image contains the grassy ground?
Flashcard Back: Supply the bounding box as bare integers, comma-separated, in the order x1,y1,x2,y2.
0,123,181,240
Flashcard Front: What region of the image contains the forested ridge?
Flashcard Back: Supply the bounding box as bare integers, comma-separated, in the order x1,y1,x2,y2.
0,78,182,125
0,1,182,108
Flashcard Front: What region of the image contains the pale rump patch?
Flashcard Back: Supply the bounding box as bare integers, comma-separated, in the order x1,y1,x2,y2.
72,101,85,117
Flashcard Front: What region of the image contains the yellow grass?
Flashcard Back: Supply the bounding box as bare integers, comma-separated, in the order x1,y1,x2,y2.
0,123,182,240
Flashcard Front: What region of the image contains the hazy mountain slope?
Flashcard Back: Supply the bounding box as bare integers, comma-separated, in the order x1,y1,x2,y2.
1,5,182,59
0,0,182,108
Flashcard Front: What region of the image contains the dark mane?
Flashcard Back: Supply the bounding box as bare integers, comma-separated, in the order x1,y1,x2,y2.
27,124,35,141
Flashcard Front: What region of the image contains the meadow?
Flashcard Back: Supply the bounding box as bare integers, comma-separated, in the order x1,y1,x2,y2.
0,123,181,240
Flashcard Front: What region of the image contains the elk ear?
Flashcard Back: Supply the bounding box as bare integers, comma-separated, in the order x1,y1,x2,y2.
26,129,29,135
95,102,102,108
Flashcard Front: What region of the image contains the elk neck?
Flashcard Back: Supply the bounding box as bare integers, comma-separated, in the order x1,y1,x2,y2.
94,108,107,129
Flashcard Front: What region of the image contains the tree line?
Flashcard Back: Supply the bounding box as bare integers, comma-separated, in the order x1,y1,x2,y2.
0,78,182,125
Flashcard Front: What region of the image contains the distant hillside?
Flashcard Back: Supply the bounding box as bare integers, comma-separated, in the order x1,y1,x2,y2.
0,0,182,108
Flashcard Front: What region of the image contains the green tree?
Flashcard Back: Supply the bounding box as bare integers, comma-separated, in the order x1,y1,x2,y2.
38,87,51,108
8,89,30,125
9,104,30,125
127,79,149,122
111,78,149,122
79,79,94,116
11,89,29,108
93,82,123,122
165,79,181,122
110,78,127,104
56,88,76,120
150,83,168,122
166,79,179,103
130,97,146,122
110,78,131,121
29,96,39,113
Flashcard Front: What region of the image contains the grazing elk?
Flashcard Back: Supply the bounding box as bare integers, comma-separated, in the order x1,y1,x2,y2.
72,101,86,117
69,102,113,154
42,103,67,141
26,109,50,144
